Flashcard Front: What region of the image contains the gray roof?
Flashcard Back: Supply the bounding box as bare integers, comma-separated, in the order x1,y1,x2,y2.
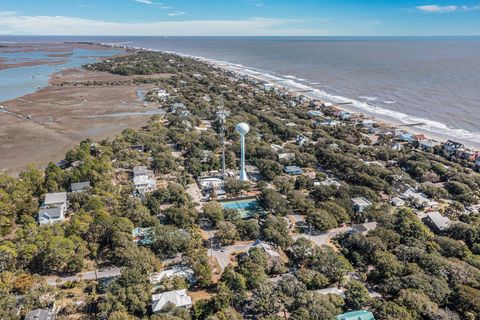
152,289,192,312
70,181,91,192
133,166,148,176
25,309,54,320
39,207,63,219
44,192,67,205
425,211,451,231
351,197,372,207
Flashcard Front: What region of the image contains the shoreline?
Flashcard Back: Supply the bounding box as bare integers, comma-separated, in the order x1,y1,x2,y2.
100,42,479,149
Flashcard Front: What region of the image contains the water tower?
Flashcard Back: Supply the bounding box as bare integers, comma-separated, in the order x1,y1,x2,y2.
235,122,250,181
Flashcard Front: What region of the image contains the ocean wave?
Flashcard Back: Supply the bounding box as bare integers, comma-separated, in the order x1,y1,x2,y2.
114,45,480,147
383,100,396,104
358,96,378,102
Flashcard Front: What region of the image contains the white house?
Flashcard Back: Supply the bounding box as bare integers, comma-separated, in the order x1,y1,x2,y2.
38,207,65,225
134,175,157,194
41,192,68,218
150,265,195,285
390,197,405,207
423,211,451,233
351,197,372,213
152,289,192,313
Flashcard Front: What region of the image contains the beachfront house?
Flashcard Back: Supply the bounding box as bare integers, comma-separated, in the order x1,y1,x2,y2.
317,118,337,128
284,165,304,175
419,139,440,152
390,142,404,151
338,111,351,121
398,132,414,142
351,197,372,213
152,289,192,313
361,119,375,129
423,211,451,233
336,310,375,320
456,148,480,162
25,309,55,320
70,181,91,193
443,140,464,155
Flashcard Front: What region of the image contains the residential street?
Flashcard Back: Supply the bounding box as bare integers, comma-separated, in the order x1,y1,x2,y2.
47,267,122,286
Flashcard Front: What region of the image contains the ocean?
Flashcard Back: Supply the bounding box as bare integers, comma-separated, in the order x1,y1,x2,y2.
1,36,479,147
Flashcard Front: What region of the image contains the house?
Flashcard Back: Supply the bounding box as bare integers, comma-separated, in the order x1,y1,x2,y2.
152,289,192,313
398,132,414,142
284,166,303,175
251,240,281,262
132,227,153,245
38,207,65,225
25,309,55,320
393,182,417,199
278,153,296,161
320,178,342,188
157,89,170,101
133,165,149,177
315,287,345,298
338,111,351,121
390,197,405,207
70,181,91,193
413,134,427,141
336,310,375,320
150,265,195,285
410,192,438,209
351,197,372,213
456,148,480,162
130,144,145,152
42,192,68,216
296,134,308,147
423,211,451,233
134,175,157,194
307,110,323,118
443,140,464,155
317,118,337,127
362,119,375,129
390,142,404,151
419,139,440,152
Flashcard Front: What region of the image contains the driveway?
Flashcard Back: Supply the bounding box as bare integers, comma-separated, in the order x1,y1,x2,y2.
47,267,122,286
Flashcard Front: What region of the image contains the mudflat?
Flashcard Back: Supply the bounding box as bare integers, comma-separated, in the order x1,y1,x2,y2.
0,67,170,175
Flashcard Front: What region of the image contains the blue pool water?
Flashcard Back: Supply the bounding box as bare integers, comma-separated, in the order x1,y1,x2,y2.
220,198,262,218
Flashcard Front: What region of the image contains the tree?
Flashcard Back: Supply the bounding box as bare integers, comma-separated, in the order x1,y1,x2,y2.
216,221,239,246
259,189,289,216
202,201,224,226
262,215,292,249
287,238,313,267
306,209,337,232
345,280,371,310
235,219,260,240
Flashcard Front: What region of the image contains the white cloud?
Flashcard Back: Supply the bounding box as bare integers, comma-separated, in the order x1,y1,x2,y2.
417,5,458,12
416,4,480,13
133,0,153,4
0,11,326,36
168,11,186,16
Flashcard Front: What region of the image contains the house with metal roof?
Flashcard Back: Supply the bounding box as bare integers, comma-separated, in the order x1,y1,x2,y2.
351,197,372,213
336,310,375,320
151,289,192,313
423,211,451,233
284,165,303,175
38,207,65,225
39,192,68,224
70,181,91,193
24,309,55,320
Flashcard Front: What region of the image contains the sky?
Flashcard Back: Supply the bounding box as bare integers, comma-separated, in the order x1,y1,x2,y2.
0,0,479,36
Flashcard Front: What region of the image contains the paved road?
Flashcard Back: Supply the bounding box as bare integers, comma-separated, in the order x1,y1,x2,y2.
210,242,255,271
292,222,377,247
47,267,122,286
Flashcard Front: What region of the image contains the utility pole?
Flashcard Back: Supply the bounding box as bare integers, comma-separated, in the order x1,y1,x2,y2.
216,103,230,181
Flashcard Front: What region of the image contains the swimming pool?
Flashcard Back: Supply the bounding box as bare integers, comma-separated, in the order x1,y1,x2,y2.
220,198,262,219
